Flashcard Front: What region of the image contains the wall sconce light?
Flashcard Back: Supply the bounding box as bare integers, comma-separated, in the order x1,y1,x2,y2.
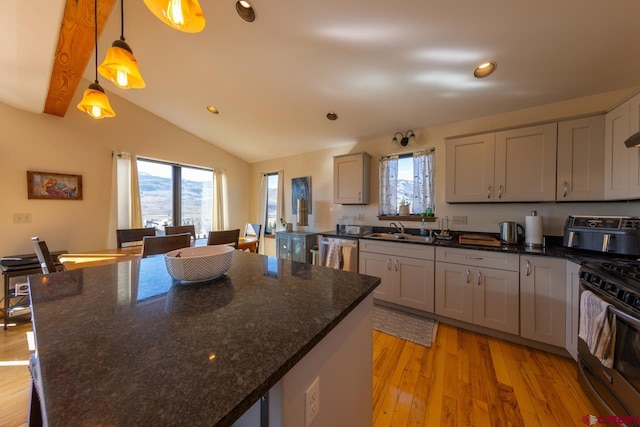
77,0,116,119
392,130,416,147
143,0,205,33
624,131,640,148
99,0,145,89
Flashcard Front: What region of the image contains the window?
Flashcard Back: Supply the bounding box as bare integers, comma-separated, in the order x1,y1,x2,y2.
264,172,279,235
137,158,213,237
379,150,435,216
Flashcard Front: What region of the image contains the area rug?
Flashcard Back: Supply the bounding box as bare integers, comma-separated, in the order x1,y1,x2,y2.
373,305,438,348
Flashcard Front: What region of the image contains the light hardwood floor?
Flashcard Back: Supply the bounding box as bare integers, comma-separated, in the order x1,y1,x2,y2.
1,320,595,426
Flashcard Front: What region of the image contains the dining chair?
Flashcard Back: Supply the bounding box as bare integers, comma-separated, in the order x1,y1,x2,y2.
31,237,57,274
207,229,240,248
165,225,196,242
244,223,262,252
141,233,192,258
116,227,156,248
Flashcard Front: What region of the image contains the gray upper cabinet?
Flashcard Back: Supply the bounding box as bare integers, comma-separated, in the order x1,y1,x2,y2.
556,115,605,201
446,123,557,202
333,152,371,204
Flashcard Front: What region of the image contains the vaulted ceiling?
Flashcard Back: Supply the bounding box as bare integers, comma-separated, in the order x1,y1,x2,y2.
3,0,640,163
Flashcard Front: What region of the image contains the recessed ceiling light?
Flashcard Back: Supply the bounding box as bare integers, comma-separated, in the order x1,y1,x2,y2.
207,106,219,114
236,1,256,22
326,112,338,121
474,61,497,78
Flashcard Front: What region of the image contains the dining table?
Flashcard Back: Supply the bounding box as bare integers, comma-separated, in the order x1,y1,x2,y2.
59,236,259,271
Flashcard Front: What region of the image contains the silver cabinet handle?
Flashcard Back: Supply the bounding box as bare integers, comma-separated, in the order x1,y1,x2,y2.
563,181,568,198
394,259,398,272
498,185,503,199
526,259,531,276
358,191,361,202
465,256,484,260
466,269,470,283
487,185,492,199
477,270,482,286
387,258,391,270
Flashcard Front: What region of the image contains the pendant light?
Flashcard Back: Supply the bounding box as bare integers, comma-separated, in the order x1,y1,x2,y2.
77,0,115,119
143,0,205,33
98,0,145,89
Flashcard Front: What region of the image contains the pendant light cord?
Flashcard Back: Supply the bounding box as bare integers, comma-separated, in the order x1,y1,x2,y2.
94,0,98,84
120,0,125,42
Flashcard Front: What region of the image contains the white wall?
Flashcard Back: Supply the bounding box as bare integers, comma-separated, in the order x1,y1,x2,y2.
0,80,251,256
250,87,640,238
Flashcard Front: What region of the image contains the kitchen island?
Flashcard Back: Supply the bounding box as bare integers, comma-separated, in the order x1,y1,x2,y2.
28,251,380,426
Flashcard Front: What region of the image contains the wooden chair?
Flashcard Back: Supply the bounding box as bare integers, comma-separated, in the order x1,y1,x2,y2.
141,233,192,258
207,229,240,248
116,228,156,248
244,223,262,252
165,225,196,242
31,237,57,274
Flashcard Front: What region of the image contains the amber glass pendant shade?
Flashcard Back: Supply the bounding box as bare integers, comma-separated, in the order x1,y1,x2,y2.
77,83,116,119
98,40,145,89
143,0,205,33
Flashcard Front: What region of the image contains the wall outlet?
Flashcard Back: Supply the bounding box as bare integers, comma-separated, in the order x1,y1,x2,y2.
13,213,32,224
358,213,365,221
452,215,467,225
305,376,320,426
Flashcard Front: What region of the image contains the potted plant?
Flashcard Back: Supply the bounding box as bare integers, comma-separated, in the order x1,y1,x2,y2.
398,198,410,216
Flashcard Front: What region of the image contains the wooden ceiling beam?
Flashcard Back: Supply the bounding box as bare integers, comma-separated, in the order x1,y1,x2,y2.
44,0,116,117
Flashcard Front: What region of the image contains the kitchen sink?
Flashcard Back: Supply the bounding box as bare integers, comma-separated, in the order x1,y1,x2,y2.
365,233,435,243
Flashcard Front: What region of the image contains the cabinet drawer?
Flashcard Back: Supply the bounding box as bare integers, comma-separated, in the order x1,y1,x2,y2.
435,246,518,271
359,239,434,260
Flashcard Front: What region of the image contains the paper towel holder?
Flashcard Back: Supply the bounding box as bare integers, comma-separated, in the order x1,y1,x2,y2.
525,210,543,248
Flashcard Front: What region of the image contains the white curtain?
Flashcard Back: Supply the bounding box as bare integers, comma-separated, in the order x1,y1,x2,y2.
276,170,284,225
412,150,435,214
108,152,142,248
379,156,399,215
212,169,227,230
257,173,268,254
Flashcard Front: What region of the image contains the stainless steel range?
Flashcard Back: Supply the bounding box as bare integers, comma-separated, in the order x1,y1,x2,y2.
578,259,640,424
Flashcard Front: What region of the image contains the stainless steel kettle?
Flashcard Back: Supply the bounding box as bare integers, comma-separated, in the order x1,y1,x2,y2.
498,221,524,244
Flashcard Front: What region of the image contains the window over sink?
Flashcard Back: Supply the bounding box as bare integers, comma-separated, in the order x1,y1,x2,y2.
379,149,435,218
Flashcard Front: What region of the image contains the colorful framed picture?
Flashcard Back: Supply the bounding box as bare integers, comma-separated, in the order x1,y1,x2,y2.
27,171,83,200
292,176,311,214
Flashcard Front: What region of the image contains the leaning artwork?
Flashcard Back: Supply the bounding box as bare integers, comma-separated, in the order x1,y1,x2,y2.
27,171,83,200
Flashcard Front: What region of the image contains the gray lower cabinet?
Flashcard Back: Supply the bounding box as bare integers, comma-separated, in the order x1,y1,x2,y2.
519,255,567,347
276,231,317,263
435,247,519,335
359,240,435,312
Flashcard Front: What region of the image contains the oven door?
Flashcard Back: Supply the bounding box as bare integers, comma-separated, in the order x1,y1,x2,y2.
578,281,640,420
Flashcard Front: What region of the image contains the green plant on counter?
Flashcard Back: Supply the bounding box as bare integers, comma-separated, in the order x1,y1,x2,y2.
399,198,409,206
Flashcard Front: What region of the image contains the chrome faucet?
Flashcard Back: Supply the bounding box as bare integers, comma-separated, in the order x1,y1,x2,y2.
389,222,405,234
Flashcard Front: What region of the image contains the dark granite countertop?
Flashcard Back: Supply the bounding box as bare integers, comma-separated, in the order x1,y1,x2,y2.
345,227,635,264
28,251,380,426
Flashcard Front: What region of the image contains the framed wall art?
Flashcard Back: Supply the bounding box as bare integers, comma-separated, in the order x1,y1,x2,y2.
291,176,311,214
27,171,83,200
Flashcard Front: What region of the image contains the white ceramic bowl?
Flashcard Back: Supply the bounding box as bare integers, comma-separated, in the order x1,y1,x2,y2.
164,245,235,283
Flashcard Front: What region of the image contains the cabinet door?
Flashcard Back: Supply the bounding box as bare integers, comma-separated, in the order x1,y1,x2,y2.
360,251,394,302
396,256,435,313
333,153,370,204
495,123,557,202
557,116,605,201
473,267,519,335
276,236,291,260
604,101,631,199
445,133,495,202
435,262,473,323
520,256,566,346
565,261,580,360
627,93,640,198
289,236,307,262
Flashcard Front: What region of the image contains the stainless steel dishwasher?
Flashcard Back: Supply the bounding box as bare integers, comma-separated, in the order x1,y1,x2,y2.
320,236,358,272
